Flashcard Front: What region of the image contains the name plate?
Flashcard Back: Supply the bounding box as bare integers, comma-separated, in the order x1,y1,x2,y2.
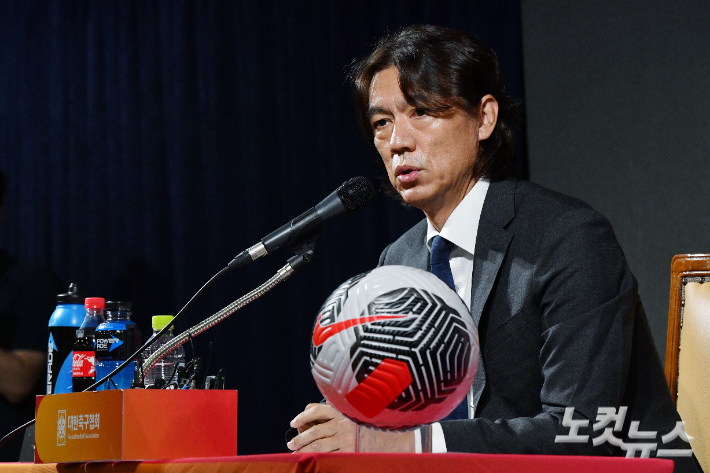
35,389,238,463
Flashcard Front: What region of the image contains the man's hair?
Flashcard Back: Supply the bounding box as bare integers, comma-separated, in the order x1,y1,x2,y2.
349,25,519,182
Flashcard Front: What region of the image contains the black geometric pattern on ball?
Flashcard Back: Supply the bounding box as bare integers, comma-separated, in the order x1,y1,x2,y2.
310,271,370,362
350,287,472,412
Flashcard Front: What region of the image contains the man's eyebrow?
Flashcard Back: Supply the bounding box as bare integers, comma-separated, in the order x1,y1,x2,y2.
366,106,389,121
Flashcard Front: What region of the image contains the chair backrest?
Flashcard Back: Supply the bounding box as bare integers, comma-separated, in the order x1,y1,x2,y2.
666,254,710,473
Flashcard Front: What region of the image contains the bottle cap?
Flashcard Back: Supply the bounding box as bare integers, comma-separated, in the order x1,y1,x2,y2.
106,301,132,312
56,283,87,304
85,297,105,309
152,315,175,331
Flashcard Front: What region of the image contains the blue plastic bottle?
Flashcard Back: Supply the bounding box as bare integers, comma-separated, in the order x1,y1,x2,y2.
47,283,87,394
94,301,142,390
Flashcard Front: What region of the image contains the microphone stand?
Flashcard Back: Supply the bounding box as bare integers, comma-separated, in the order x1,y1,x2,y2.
0,235,319,450
142,236,317,376
1,174,374,450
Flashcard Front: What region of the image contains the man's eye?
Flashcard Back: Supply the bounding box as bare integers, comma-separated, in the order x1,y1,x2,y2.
372,119,388,129
413,108,427,117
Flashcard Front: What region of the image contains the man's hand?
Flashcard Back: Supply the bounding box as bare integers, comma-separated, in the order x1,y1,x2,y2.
287,403,416,453
0,349,45,404
288,403,357,452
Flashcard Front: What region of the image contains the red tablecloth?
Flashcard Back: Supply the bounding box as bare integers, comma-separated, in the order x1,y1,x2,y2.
0,452,675,473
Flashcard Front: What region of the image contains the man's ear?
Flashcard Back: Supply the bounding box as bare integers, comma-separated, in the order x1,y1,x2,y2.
478,94,499,141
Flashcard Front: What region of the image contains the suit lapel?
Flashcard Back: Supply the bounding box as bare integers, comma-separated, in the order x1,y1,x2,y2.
469,179,516,414
403,239,429,272
389,219,429,270
470,179,515,327
470,223,513,327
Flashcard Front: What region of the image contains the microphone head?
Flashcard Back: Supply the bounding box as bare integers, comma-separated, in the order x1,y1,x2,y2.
337,177,376,212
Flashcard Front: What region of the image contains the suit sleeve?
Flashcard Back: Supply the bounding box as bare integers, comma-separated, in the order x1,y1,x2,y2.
440,206,636,456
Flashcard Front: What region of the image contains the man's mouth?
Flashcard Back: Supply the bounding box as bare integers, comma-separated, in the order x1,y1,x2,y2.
395,165,420,183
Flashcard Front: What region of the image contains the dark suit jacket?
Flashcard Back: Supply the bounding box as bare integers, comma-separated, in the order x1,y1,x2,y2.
378,179,699,472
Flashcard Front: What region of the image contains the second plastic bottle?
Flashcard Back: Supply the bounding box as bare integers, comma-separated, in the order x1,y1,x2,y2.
94,301,142,390
72,297,105,392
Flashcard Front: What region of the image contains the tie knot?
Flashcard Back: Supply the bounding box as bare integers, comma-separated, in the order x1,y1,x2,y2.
430,235,453,265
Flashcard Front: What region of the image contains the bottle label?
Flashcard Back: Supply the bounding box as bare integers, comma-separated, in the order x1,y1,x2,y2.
95,324,141,361
72,351,96,377
47,327,79,394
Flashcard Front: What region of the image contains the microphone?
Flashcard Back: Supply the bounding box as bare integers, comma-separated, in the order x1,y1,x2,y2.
228,176,375,270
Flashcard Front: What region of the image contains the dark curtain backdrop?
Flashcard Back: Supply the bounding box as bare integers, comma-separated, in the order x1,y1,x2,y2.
0,0,524,454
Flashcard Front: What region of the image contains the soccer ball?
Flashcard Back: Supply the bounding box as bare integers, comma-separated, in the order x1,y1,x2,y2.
310,265,479,430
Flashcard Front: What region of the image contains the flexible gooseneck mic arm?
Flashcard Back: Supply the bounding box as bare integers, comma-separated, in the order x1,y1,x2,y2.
142,250,313,376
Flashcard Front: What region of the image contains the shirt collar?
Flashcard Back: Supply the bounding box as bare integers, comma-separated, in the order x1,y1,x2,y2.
426,179,490,255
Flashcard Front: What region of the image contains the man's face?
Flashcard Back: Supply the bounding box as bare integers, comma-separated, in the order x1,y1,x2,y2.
367,66,481,220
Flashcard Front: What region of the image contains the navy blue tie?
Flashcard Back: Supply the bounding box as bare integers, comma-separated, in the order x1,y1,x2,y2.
430,235,469,421
430,236,455,290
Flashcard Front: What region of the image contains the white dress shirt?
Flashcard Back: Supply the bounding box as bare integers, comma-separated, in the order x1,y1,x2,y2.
413,179,489,453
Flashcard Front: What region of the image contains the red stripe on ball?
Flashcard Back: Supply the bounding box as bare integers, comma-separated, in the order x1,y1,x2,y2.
345,358,414,418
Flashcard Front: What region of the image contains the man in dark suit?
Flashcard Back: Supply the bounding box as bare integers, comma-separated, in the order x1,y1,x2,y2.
288,25,698,471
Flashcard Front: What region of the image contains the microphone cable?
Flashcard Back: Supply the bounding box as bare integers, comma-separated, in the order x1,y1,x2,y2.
141,255,306,377
0,265,232,450
86,265,231,392
1,249,313,448
0,419,34,452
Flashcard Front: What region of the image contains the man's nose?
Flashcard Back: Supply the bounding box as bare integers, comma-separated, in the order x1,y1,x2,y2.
389,123,415,155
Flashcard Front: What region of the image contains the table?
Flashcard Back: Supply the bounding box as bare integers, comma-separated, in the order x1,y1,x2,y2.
0,452,675,473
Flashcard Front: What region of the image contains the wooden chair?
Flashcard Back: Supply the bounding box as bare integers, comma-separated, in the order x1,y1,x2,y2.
666,254,710,472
